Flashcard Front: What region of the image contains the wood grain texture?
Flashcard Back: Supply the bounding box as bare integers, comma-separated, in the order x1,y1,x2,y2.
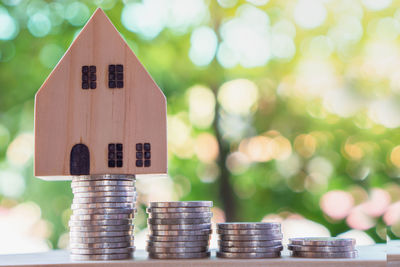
34,8,167,179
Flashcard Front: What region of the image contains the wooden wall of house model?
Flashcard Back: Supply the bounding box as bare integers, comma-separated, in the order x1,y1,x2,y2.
34,8,167,180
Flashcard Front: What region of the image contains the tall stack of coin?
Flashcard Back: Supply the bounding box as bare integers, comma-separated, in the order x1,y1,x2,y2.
216,222,283,259
289,237,357,258
146,201,213,259
69,175,136,261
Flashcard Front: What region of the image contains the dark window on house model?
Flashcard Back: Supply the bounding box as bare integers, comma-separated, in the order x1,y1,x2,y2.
108,64,123,89
108,143,123,168
136,142,151,167
82,65,96,89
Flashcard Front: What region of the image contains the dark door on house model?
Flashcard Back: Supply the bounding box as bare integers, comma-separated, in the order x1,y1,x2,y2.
70,144,90,175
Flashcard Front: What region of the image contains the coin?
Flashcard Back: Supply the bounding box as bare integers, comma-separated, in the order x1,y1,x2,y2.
149,201,213,208
72,186,136,193
220,245,283,253
216,251,281,259
149,235,210,242
219,234,283,241
288,244,355,252
149,212,213,219
70,236,132,243
73,196,136,204
149,223,211,231
147,240,209,248
70,241,134,249
148,251,210,259
72,174,135,181
70,253,132,260
72,208,136,215
217,229,281,235
217,222,281,230
71,203,134,209
70,247,135,255
70,214,133,221
146,246,207,253
70,231,133,238
74,191,137,198
147,207,211,213
289,237,356,247
69,224,134,232
71,180,135,187
69,219,133,226
148,218,211,225
150,229,212,236
291,250,358,258
218,240,282,247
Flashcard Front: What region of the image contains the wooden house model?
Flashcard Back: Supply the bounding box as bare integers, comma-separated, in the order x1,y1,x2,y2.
34,9,167,180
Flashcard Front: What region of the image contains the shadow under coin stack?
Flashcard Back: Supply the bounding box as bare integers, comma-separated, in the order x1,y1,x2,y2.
69,175,137,261
146,201,213,259
289,237,357,258
217,222,283,259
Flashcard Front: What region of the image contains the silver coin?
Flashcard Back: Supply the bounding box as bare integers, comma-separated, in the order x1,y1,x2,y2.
148,251,210,259
289,237,356,247
149,212,212,219
217,229,281,235
288,244,355,252
291,250,358,258
74,191,137,198
71,180,134,187
217,222,281,230
147,207,211,213
70,236,132,243
149,223,211,231
70,213,133,220
69,219,133,227
149,235,210,242
150,229,212,236
70,231,133,238
70,241,134,249
72,208,136,215
150,201,213,208
216,251,281,259
148,218,211,225
219,234,283,241
147,240,209,248
70,247,135,255
69,224,134,232
221,245,283,253
70,253,132,260
73,196,136,204
218,240,282,247
71,203,134,209
72,186,136,193
146,246,207,253
72,174,135,181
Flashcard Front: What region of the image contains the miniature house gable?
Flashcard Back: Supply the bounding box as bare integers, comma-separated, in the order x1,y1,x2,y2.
34,8,167,180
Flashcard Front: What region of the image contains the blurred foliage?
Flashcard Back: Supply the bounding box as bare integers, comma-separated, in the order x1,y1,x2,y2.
1,0,400,250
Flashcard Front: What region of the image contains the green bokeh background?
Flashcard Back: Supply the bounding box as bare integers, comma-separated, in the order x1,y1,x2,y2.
0,0,398,250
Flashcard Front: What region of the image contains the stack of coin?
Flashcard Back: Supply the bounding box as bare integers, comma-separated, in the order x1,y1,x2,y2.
146,201,213,259
216,222,283,259
69,175,137,261
288,237,357,258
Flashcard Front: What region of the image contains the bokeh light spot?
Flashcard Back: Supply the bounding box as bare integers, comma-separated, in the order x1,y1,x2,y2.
39,44,64,69
218,79,259,115
65,2,90,27
28,13,51,37
320,190,354,220
0,7,18,40
294,0,326,29
189,26,217,66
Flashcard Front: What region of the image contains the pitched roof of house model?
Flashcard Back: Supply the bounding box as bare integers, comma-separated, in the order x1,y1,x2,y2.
34,8,167,180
